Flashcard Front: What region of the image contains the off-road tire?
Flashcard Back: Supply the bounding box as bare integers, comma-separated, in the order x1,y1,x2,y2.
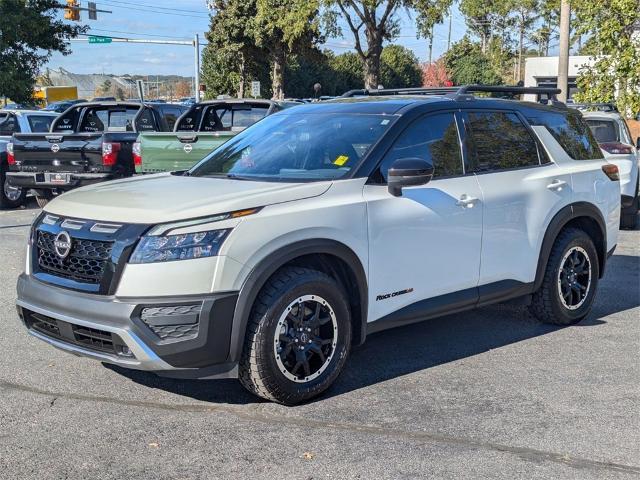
529,228,599,325
620,196,639,230
0,170,27,209
239,267,352,405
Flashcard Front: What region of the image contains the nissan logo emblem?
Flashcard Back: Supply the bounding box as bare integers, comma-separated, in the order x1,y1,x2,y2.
184,144,193,154
53,231,72,259
51,144,60,153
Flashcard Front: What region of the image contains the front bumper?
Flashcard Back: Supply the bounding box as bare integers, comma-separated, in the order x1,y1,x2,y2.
6,171,112,190
16,274,239,378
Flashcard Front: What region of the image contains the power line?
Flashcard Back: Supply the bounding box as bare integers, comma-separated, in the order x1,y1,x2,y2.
96,0,210,19
97,0,209,15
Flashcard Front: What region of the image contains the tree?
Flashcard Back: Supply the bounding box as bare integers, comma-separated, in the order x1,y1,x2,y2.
459,0,510,53
505,0,540,83
443,37,503,85
324,0,452,89
0,0,85,103
175,81,192,99
329,51,364,93
422,58,451,86
254,0,322,99
203,0,267,98
380,45,422,88
573,0,640,116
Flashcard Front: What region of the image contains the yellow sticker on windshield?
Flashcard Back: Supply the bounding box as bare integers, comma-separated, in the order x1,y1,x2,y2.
334,155,349,166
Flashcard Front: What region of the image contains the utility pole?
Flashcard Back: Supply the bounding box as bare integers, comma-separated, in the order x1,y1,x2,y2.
428,25,434,64
447,9,452,51
194,33,201,102
558,0,571,103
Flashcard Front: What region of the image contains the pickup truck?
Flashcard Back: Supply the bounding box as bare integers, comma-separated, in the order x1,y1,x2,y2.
7,102,186,207
0,110,59,209
135,99,300,174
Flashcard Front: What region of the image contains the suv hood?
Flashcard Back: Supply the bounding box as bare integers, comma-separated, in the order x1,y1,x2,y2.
45,173,332,224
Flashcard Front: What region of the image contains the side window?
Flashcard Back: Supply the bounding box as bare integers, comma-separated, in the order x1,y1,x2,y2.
201,107,230,131
467,111,541,172
0,114,19,134
27,115,54,133
527,111,604,160
378,112,464,181
160,107,182,131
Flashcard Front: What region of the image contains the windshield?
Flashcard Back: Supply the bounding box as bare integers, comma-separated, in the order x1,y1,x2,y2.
189,112,395,181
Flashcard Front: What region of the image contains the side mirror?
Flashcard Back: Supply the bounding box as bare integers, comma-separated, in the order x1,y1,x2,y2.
387,157,434,197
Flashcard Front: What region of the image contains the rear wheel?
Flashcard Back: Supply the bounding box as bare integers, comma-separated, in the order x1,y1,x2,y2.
239,267,351,405
529,228,599,325
0,170,27,209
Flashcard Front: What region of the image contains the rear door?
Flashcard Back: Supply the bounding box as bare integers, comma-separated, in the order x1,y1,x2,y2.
364,111,484,323
463,110,573,289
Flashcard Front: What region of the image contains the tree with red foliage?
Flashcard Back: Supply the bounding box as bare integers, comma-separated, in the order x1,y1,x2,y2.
421,59,451,87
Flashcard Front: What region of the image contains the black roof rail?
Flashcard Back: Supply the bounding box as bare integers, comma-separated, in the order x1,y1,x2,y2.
567,102,618,112
340,87,459,98
340,84,564,106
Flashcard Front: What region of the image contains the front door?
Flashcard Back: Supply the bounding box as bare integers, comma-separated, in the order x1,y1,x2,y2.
364,111,484,324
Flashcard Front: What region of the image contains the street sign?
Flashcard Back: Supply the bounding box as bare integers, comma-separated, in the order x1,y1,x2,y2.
88,36,112,44
251,81,260,98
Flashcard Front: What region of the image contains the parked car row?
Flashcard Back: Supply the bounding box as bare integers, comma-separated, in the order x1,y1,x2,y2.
2,94,639,232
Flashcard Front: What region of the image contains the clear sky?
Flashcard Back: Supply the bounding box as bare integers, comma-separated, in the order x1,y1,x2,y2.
46,0,468,77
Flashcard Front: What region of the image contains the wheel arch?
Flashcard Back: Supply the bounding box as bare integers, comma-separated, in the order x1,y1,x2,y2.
535,202,608,290
226,239,368,364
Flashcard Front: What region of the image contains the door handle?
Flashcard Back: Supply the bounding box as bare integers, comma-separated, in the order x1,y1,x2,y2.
547,179,567,191
456,194,479,208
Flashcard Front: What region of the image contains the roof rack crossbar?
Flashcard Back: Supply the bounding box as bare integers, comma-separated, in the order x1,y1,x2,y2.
340,84,564,106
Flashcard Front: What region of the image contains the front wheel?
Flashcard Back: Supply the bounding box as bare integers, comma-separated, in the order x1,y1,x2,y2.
0,171,27,209
529,228,599,325
239,267,352,405
621,196,639,230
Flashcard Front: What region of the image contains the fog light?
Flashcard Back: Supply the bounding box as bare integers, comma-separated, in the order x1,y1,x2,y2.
116,345,134,357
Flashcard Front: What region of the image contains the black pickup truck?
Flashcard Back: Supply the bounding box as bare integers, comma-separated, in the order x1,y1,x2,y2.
7,101,185,207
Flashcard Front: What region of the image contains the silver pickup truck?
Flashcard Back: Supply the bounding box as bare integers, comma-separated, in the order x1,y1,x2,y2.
0,110,58,209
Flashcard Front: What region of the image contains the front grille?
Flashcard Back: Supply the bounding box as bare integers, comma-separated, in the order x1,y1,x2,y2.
26,310,132,357
36,231,113,284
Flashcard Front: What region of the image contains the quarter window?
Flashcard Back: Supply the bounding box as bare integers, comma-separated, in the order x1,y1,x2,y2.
527,110,603,160
467,111,541,172
379,112,464,180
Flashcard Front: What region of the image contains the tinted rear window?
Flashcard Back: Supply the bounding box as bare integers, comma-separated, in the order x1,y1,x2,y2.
527,111,603,160
467,111,541,172
79,107,140,132
27,115,54,133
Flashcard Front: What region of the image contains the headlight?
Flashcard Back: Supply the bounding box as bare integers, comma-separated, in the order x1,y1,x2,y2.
130,229,231,264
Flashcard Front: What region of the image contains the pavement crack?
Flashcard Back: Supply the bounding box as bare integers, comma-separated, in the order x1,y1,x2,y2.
2,379,639,475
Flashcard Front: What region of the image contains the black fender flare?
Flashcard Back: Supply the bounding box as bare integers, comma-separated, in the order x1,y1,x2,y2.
226,239,368,363
534,202,608,290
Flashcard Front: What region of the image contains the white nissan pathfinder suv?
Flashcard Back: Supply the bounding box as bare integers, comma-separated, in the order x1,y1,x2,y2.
16,86,621,404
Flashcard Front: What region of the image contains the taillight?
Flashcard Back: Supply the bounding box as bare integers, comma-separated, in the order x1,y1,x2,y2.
6,142,15,165
102,142,121,166
602,164,620,181
132,141,142,166
600,142,634,155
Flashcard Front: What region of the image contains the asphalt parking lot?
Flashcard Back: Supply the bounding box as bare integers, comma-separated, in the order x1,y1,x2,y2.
0,201,638,480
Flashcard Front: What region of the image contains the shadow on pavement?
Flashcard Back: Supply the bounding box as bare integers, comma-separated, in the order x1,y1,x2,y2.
106,254,639,405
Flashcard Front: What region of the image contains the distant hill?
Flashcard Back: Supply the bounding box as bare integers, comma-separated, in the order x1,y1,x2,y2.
40,68,194,100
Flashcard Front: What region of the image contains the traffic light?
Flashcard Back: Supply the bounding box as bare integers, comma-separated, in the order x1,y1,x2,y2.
64,0,80,21
88,2,97,20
